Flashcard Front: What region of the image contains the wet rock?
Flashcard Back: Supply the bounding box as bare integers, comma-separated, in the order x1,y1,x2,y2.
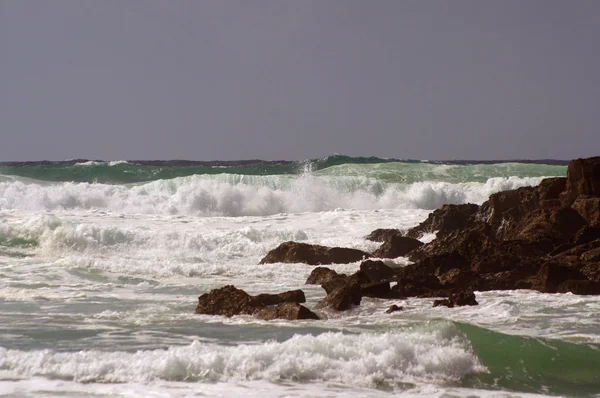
360,281,391,298
406,203,479,239
373,235,424,258
305,267,341,285
359,260,397,282
316,278,362,311
561,156,600,204
385,304,403,314
433,290,478,308
571,198,600,227
364,228,402,242
255,302,319,320
531,262,588,293
196,285,312,320
259,241,371,265
557,280,600,295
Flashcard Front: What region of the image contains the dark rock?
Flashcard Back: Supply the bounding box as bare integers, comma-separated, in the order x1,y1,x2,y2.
571,198,600,227
557,280,600,295
360,281,391,298
250,290,306,307
259,241,371,265
373,235,424,258
305,267,341,285
537,177,567,200
316,279,362,311
433,290,478,307
255,302,320,320
196,285,312,320
364,228,402,242
195,285,253,317
391,273,444,298
406,203,479,239
385,304,403,314
561,156,600,205
531,262,588,293
359,260,397,282
581,247,600,262
572,226,600,245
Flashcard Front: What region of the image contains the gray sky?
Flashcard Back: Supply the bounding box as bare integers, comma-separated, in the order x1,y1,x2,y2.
2,0,599,161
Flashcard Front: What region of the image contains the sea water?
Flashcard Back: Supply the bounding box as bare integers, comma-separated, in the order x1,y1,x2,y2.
1,157,599,397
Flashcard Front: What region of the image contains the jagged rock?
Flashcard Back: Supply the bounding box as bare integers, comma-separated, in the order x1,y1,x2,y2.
561,156,600,204
250,290,306,307
255,302,319,320
316,279,362,311
406,203,479,239
571,198,600,227
364,228,402,242
433,290,478,308
360,281,391,298
359,260,397,282
259,241,371,265
196,285,312,320
557,280,600,295
305,267,341,285
531,262,588,293
195,285,253,317
373,235,424,258
385,304,403,314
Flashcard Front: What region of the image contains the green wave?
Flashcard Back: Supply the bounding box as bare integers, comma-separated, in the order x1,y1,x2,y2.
0,156,567,184
456,322,600,397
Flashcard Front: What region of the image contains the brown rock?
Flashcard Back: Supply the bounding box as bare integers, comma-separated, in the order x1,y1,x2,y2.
259,241,370,265
531,262,587,293
385,304,403,314
255,302,319,320
406,203,479,239
433,290,478,307
359,260,397,282
316,279,362,311
557,280,600,295
196,285,313,319
373,235,424,258
364,228,402,242
562,156,600,203
360,281,391,298
305,267,341,285
571,198,600,227
537,177,567,200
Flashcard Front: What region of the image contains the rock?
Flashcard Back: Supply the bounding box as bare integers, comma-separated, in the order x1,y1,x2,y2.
364,228,402,242
557,280,600,295
385,304,403,314
196,285,312,319
316,279,362,311
373,235,424,258
537,177,567,200
571,198,600,227
581,247,600,262
305,267,341,284
359,260,397,282
360,281,391,298
195,285,253,317
259,241,371,265
250,289,306,307
562,156,600,204
255,302,320,320
406,203,479,239
433,290,478,308
531,262,588,293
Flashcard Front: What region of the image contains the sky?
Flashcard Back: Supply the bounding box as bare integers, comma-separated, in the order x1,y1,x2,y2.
2,0,599,161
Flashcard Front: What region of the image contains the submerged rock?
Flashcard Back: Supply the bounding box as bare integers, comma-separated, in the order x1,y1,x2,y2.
373,235,423,258
259,241,371,265
364,228,402,242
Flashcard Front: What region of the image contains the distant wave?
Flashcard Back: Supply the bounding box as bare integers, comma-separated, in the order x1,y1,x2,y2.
0,172,551,216
0,155,567,184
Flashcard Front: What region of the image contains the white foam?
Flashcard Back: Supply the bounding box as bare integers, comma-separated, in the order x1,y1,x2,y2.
0,325,483,386
0,175,545,216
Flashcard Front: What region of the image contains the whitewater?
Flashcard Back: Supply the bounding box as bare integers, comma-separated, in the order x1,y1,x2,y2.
1,157,599,398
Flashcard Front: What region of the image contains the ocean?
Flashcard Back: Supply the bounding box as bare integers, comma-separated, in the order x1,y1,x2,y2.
1,156,599,398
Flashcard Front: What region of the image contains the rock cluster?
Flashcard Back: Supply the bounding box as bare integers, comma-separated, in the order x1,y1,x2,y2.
196,157,600,320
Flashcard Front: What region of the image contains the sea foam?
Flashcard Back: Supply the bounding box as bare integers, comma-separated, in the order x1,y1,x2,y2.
0,174,545,216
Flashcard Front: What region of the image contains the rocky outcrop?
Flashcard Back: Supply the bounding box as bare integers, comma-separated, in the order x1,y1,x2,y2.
392,157,600,298
195,285,318,320
364,228,402,242
259,241,371,265
373,235,424,258
433,290,478,308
